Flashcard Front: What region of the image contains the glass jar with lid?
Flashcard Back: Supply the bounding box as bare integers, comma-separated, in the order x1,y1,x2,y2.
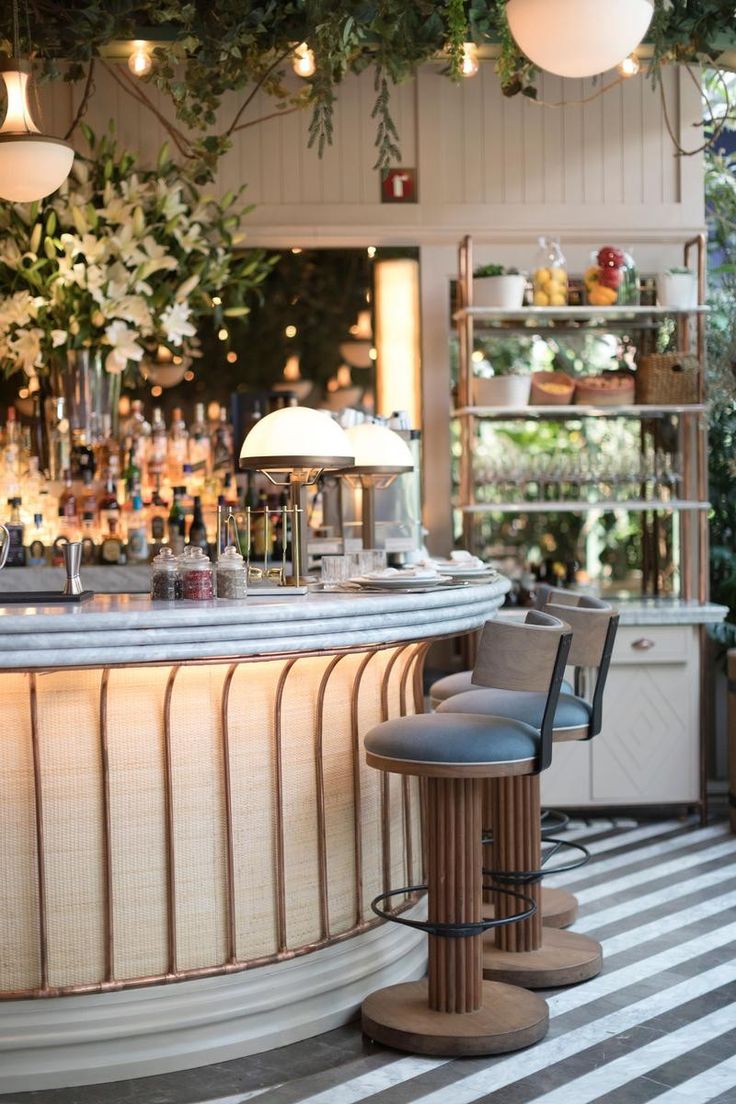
180,546,214,600
216,544,247,600
150,546,181,601
532,237,568,307
584,245,639,306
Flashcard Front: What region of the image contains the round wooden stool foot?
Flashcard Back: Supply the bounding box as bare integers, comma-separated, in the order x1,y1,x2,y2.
540,886,579,929
361,978,549,1057
482,928,601,989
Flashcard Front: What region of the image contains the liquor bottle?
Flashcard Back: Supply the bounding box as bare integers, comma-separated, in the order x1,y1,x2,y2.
98,472,120,534
4,497,25,566
126,495,150,563
80,469,99,531
149,479,168,544
168,486,187,555
100,517,125,565
122,436,142,499
212,405,234,477
148,407,168,480
26,514,48,566
168,407,188,483
189,402,211,492
187,495,209,552
80,512,99,563
2,406,21,498
121,399,151,467
58,470,78,527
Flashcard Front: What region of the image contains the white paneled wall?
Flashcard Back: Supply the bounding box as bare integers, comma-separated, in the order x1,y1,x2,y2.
39,60,705,550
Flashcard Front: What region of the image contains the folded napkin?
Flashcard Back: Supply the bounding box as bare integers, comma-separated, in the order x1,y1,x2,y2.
364,566,440,580
450,550,485,568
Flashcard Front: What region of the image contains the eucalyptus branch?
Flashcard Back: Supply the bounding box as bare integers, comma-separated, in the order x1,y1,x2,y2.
225,49,292,138
64,58,96,140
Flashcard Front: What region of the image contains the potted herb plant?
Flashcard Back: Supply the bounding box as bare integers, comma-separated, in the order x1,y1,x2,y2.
473,264,527,310
657,266,698,310
471,335,532,407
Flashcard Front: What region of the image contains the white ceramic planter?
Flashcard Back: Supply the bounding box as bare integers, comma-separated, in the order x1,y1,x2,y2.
473,375,532,407
657,271,697,310
473,274,527,310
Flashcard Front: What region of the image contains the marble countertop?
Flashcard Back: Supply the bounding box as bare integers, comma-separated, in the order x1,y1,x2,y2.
0,578,511,669
497,598,728,627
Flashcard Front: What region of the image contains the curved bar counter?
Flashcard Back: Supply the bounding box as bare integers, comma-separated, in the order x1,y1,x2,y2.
0,579,509,1091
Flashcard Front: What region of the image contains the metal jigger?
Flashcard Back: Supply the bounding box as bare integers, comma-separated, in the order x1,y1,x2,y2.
62,541,84,596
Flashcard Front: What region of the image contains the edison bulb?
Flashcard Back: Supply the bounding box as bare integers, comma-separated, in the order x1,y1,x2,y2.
618,54,640,77
293,43,316,79
462,43,479,78
128,43,153,77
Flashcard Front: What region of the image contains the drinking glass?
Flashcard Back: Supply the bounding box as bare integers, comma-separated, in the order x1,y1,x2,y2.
321,555,352,587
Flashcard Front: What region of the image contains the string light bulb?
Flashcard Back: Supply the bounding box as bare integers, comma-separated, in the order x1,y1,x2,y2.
128,42,154,78
461,42,480,78
618,53,640,77
293,43,316,79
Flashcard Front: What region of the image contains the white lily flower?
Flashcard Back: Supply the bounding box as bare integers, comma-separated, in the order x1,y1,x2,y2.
160,301,196,346
104,320,144,372
51,329,68,347
8,327,44,374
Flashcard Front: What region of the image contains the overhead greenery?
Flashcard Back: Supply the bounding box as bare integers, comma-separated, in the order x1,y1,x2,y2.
1,1,735,177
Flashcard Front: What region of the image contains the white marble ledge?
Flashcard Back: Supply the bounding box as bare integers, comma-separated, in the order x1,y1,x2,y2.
0,578,511,669
499,599,727,627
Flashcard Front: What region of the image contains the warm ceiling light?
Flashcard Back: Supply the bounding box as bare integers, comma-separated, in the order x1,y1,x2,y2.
293,43,316,79
285,324,297,338
368,347,378,361
184,370,195,381
217,327,229,341
212,295,222,306
618,53,641,77
367,246,377,258
226,351,238,364
291,247,303,254
151,385,163,397
17,387,29,399
462,42,480,78
128,42,153,78
506,0,653,78
283,354,301,381
0,60,74,202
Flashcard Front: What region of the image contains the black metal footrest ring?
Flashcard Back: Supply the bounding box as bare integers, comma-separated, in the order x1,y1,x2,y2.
370,882,537,938
483,836,590,885
541,808,570,836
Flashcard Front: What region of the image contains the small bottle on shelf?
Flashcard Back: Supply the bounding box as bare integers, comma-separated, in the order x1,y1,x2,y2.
4,497,26,566
127,495,150,563
187,495,209,552
100,516,126,565
168,487,187,556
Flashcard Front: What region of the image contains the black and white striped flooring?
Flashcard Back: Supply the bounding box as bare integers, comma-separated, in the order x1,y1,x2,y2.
11,818,736,1104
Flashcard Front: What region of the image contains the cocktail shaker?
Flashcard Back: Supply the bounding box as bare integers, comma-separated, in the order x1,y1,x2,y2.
62,541,84,595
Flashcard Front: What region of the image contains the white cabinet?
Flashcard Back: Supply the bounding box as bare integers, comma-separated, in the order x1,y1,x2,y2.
541,624,700,807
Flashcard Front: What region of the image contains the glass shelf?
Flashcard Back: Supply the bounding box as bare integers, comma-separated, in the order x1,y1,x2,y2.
454,305,708,324
461,500,710,515
453,403,706,420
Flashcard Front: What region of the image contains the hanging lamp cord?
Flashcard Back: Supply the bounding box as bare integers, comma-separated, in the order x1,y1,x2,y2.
12,0,21,61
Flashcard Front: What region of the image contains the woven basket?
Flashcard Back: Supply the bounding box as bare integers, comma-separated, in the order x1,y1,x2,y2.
636,351,701,404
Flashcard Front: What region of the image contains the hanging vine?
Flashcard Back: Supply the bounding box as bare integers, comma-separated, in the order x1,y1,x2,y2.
0,1,735,178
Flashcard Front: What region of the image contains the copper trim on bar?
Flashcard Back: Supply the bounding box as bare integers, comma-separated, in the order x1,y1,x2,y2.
379,645,409,895
163,666,180,976
314,653,346,940
99,668,115,983
350,650,375,924
28,673,49,993
273,657,298,953
0,893,423,1001
221,663,240,964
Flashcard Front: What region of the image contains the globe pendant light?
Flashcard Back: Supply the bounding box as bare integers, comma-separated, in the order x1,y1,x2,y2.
0,0,74,203
506,0,653,79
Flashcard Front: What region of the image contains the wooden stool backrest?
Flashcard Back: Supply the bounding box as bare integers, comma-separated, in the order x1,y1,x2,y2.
472,611,573,771
546,597,620,737
533,584,581,610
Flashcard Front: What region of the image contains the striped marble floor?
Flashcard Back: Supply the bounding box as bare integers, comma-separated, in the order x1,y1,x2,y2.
7,817,736,1104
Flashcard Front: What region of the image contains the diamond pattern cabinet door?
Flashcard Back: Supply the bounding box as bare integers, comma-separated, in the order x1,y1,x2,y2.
591,627,700,804
541,741,593,807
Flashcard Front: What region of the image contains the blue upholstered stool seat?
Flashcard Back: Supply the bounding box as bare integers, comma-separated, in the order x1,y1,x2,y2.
430,670,573,706
365,712,540,772
437,689,592,734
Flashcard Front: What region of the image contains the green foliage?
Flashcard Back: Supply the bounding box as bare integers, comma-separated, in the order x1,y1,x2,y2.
704,70,736,641
473,263,506,277
2,2,734,175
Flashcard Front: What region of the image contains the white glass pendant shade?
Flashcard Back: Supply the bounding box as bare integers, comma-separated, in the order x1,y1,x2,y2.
345,422,414,474
239,406,354,471
506,0,653,78
0,62,74,202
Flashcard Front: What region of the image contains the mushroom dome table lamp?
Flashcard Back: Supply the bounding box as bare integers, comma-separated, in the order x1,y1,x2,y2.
239,405,354,583
342,422,414,550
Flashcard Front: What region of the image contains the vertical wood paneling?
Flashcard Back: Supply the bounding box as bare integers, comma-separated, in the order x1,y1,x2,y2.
602,81,624,205
40,60,697,231
541,75,565,206
482,65,504,204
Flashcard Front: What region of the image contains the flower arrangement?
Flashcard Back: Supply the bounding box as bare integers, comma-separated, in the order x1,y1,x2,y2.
0,125,274,380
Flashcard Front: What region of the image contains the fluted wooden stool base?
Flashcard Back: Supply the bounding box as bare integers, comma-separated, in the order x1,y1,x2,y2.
539,886,579,929
362,978,549,1057
482,927,601,989
482,886,579,930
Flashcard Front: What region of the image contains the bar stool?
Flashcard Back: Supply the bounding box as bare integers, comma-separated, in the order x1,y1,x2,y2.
360,611,571,1057
438,596,619,989
428,586,581,928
